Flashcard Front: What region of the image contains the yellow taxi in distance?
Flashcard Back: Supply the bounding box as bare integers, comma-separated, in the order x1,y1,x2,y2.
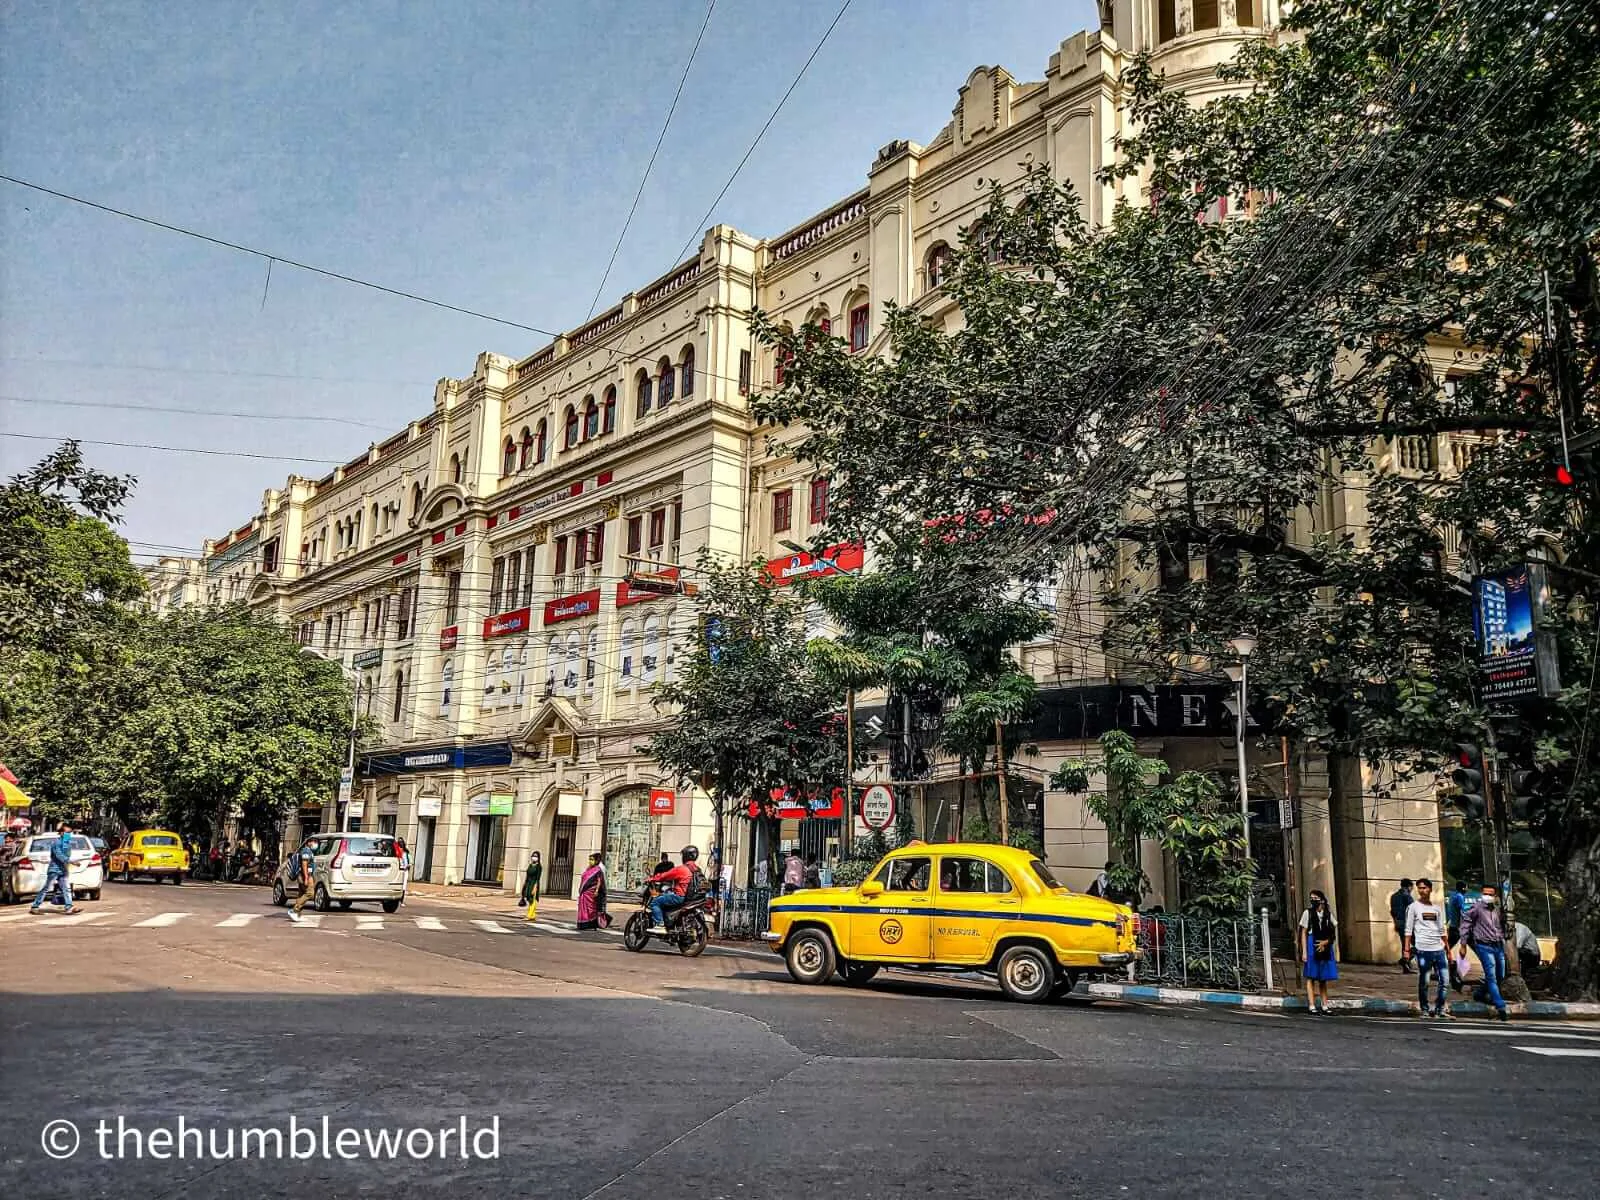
763,842,1137,1002
109,830,190,884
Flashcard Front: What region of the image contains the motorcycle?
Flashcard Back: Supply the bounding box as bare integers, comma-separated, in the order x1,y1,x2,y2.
622,881,713,957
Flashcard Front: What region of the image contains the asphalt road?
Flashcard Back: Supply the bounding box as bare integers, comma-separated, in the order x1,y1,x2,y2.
2,880,1596,1199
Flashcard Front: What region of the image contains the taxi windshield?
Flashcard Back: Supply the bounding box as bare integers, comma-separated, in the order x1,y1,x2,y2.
1029,859,1065,890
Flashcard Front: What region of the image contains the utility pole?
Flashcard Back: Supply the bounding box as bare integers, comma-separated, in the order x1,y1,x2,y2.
843,689,855,855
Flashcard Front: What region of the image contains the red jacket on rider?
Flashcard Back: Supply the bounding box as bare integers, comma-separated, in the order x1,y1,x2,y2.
650,863,694,897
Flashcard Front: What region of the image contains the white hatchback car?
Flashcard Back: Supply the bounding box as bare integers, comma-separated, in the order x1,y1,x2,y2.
0,833,104,904
271,833,404,912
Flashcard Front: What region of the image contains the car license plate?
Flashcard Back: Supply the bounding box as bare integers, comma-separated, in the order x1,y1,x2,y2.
355,863,388,872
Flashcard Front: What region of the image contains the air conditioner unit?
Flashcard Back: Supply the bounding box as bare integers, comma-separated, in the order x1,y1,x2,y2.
550,732,576,760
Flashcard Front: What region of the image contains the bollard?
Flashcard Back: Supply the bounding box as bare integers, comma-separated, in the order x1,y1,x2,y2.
1260,907,1274,991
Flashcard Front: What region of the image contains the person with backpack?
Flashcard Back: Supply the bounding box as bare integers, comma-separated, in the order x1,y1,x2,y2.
646,845,703,932
29,822,77,915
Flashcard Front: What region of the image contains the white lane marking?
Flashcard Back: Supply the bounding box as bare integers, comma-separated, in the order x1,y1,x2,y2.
356,915,384,930
470,920,511,935
1512,1046,1600,1058
53,911,112,926
413,916,446,931
529,921,576,936
216,914,261,928
1438,1027,1600,1040
132,912,190,927
0,911,40,923
290,914,322,928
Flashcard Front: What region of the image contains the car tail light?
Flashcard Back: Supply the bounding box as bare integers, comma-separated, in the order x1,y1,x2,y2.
16,857,34,870
330,839,349,870
88,854,102,866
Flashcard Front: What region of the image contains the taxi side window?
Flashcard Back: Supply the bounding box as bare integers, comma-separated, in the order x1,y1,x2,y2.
937,857,1014,893
875,857,931,892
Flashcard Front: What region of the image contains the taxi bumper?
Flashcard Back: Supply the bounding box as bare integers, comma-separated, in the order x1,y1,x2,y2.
1098,952,1136,966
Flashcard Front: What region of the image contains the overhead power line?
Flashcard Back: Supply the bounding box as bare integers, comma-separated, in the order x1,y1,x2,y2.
1,431,342,465
0,172,560,337
1,393,391,431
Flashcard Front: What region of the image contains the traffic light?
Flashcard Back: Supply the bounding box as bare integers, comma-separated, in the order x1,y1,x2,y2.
1551,461,1576,487
1505,765,1549,825
1450,743,1487,823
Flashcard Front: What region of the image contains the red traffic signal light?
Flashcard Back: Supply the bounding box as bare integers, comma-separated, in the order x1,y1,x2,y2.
1555,463,1575,487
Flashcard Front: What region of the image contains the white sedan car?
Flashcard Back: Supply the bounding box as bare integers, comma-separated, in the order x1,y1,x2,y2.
0,834,104,904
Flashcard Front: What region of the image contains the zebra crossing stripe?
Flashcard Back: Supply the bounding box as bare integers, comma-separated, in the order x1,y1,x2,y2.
470,920,511,935
414,916,446,931
132,912,190,927
1439,1028,1600,1040
54,910,112,926
1512,1046,1600,1058
356,916,384,930
217,914,261,928
0,911,38,923
291,914,322,928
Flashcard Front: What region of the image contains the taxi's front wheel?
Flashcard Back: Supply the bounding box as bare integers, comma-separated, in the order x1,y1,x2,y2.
997,944,1055,1003
785,929,836,985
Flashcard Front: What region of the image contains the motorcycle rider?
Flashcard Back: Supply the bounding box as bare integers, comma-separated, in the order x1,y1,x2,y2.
647,846,700,933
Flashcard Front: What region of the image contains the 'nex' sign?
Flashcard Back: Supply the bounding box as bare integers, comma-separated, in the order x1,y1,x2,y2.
483,606,532,639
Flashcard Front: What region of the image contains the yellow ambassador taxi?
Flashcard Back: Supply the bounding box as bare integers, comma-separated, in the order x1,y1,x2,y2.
764,842,1138,1003
108,829,190,884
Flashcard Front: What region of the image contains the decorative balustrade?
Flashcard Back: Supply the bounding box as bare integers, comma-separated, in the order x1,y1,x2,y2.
569,304,625,348
515,346,556,380
636,258,702,310
770,192,868,261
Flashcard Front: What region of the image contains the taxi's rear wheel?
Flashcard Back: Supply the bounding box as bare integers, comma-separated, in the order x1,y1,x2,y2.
997,944,1055,1003
785,928,836,985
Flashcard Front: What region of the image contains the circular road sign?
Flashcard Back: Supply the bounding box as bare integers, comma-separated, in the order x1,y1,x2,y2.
859,784,896,830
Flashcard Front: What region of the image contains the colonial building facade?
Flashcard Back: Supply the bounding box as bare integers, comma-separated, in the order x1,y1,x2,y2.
147,3,1452,961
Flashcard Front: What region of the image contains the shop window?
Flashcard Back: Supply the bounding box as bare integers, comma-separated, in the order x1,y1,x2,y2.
680,345,695,397
849,304,870,352
602,386,617,433
808,477,829,525
772,488,793,534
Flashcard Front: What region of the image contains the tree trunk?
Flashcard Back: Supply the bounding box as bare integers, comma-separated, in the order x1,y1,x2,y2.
1552,827,1600,1001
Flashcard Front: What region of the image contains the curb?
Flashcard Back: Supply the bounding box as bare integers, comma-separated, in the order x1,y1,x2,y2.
1082,981,1600,1020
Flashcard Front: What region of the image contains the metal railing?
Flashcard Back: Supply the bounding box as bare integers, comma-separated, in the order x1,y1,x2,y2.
1134,913,1269,992
717,887,773,940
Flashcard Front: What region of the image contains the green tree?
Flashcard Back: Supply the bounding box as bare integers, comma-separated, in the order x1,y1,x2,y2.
1055,731,1254,918
647,557,850,876
756,2,1600,994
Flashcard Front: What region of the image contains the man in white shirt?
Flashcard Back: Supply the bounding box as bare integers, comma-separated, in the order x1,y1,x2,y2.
1404,877,1451,1018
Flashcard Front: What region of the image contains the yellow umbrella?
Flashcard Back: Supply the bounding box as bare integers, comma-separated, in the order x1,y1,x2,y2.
0,777,33,808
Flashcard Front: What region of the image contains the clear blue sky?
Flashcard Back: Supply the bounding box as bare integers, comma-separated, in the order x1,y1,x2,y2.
0,0,1096,561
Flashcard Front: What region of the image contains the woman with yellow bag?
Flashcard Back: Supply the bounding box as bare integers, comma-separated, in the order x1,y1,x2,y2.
520,849,542,921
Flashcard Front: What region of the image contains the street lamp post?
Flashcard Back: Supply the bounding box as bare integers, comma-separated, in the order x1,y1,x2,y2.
302,646,361,833
1226,635,1258,863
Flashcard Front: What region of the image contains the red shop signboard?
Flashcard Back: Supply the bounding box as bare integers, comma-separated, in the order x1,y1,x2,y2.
762,541,865,587
543,588,602,626
483,606,532,640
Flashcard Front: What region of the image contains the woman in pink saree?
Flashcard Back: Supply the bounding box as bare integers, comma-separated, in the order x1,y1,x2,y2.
576,852,610,930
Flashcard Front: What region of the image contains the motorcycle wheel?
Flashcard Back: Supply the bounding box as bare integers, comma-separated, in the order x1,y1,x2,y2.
677,912,709,958
622,911,651,952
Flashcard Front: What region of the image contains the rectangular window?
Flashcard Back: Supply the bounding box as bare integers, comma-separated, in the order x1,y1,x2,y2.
849,305,869,352
772,488,793,534
553,536,567,579
506,553,521,612
396,587,414,640
648,508,666,550
574,530,590,572
490,557,506,614
261,538,280,573
445,570,462,626
1157,541,1189,593
591,521,605,567
808,477,828,525
626,515,642,556
738,349,751,396
671,500,682,546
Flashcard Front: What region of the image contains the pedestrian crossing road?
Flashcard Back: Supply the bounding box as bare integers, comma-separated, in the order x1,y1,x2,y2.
1431,1023,1600,1058
0,908,569,937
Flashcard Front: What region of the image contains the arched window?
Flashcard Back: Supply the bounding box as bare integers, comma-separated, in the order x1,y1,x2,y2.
926,242,952,290
502,438,517,476
483,651,500,702
563,631,580,696
440,659,454,717
563,404,579,449
641,615,661,686
619,619,637,683
535,418,548,463
583,626,598,696
450,453,463,483
583,395,599,441
680,345,695,397
968,219,1001,264
392,669,406,721
602,386,617,433
636,369,653,418
657,358,675,408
